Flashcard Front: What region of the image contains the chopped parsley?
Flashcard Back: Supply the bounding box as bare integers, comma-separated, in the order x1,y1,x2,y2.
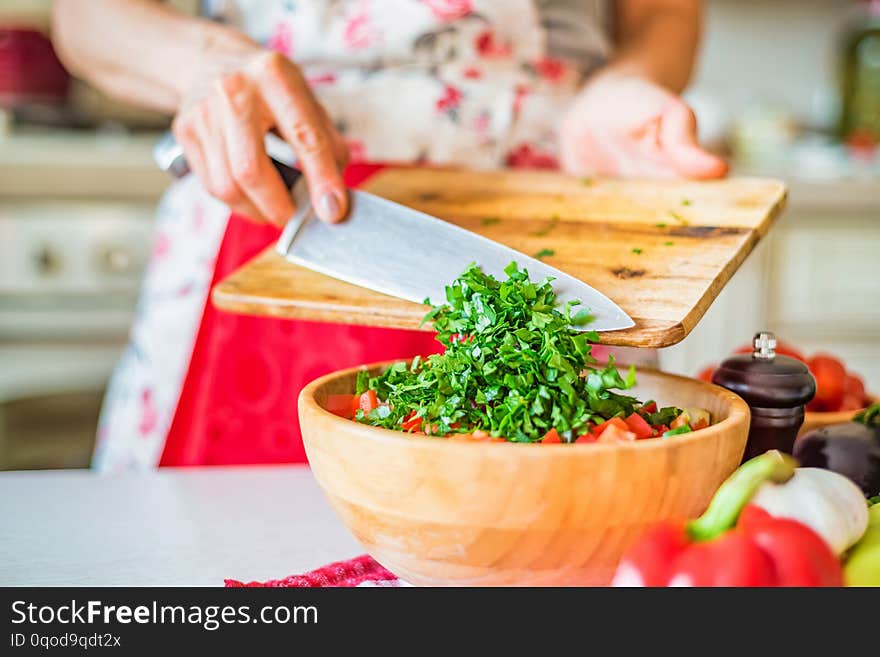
481,216,501,226
681,199,692,206
534,248,555,259
356,263,648,443
655,222,668,229
632,248,643,255
532,214,559,237
663,241,674,246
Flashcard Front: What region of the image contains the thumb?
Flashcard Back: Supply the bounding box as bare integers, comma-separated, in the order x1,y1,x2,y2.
659,99,728,179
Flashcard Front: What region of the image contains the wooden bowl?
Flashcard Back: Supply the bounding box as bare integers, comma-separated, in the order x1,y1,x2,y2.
299,362,750,586
799,395,877,437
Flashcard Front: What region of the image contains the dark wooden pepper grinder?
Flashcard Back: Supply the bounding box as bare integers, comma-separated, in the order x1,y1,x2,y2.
712,331,816,463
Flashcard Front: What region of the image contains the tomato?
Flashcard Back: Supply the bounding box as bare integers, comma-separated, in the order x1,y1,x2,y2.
808,354,847,411
358,390,379,414
575,433,598,443
638,401,658,415
596,424,637,443
542,428,561,443
624,412,654,439
401,411,423,432
696,365,716,383
651,424,669,437
326,394,358,419
592,417,629,437
845,374,866,404
735,340,805,361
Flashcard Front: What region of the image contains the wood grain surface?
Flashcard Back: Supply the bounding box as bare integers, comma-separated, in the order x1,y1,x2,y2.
299,362,750,586
213,169,787,347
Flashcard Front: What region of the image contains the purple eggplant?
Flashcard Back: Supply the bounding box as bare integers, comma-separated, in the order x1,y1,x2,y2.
793,403,880,497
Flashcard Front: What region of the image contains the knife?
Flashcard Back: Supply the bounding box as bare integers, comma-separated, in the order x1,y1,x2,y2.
153,132,634,332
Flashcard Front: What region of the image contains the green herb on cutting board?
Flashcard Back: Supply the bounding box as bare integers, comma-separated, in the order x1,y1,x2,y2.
481,216,501,226
534,248,555,259
580,177,593,186
681,199,692,206
356,262,648,443
663,241,674,247
531,214,559,237
655,222,667,228
632,248,643,255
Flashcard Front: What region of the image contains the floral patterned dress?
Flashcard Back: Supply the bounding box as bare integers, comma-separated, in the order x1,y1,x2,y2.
93,0,612,471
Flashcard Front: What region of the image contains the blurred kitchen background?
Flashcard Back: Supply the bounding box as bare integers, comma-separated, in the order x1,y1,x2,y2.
1,0,878,469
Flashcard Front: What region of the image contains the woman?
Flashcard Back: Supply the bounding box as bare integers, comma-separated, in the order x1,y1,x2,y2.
52,0,726,471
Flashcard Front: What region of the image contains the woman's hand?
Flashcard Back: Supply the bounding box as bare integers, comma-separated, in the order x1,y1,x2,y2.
559,71,727,179
173,48,349,226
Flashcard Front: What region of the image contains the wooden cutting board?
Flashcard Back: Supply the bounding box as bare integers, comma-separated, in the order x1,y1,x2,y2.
213,168,786,348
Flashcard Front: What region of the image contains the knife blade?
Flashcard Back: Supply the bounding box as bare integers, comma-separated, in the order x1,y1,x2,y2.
153,132,634,332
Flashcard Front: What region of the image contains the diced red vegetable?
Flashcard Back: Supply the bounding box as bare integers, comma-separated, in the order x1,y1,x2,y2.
401,411,423,432
597,424,637,443
592,417,629,437
638,401,658,415
624,412,654,439
358,390,379,414
575,432,598,443
651,424,669,438
542,428,561,443
326,394,358,419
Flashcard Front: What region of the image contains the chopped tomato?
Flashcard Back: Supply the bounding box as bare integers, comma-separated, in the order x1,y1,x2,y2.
575,432,598,443
651,424,669,438
597,424,637,443
624,412,654,439
401,411,423,432
326,394,358,419
638,401,658,415
358,390,379,414
542,428,562,443
592,417,629,437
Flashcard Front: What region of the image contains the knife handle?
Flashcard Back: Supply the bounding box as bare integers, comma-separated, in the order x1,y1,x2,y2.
152,130,302,189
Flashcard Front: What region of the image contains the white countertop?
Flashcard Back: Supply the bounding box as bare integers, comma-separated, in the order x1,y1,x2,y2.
0,466,361,586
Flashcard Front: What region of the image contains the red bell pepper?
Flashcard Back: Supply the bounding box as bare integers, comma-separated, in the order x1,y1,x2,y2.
612,451,844,587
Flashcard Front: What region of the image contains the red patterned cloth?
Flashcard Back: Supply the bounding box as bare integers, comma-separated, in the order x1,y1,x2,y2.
225,555,405,588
